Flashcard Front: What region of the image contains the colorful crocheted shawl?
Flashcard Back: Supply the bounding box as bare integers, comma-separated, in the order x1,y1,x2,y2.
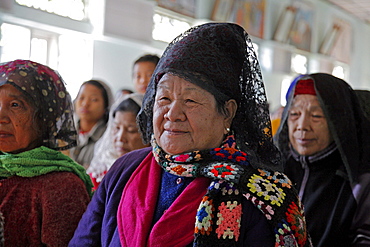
152,135,310,246
0,146,93,197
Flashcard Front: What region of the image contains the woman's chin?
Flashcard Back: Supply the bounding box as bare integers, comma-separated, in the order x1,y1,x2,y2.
161,146,193,155
116,148,129,157
158,136,192,155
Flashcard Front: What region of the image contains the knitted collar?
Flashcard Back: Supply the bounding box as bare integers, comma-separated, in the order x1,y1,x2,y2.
151,135,310,246
152,135,249,182
0,146,93,197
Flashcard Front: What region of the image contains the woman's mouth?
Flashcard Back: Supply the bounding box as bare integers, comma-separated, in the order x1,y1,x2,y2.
115,146,129,155
0,131,12,137
165,129,188,135
79,108,90,114
296,138,314,145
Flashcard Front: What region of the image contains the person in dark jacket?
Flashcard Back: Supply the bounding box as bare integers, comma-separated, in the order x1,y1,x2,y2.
354,89,370,120
275,73,370,246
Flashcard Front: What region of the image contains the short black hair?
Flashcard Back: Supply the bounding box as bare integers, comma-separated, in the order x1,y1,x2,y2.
113,98,141,118
81,80,110,110
79,79,110,123
120,88,134,94
133,54,160,67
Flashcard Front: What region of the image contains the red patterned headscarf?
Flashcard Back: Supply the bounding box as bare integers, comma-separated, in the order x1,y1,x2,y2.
0,60,76,150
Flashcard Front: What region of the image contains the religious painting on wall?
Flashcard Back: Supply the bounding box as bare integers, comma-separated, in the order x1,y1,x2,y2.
273,5,297,43
229,0,266,39
157,0,196,18
211,0,235,22
288,1,314,52
320,17,352,64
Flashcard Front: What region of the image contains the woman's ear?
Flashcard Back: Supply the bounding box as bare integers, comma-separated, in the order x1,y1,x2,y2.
224,99,237,133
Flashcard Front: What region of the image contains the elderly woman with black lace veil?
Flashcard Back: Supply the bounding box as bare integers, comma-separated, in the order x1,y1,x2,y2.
275,73,370,246
0,60,93,246
70,23,310,246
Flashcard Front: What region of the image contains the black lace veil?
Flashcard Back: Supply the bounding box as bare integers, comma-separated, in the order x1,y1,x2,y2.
0,60,77,150
138,23,281,170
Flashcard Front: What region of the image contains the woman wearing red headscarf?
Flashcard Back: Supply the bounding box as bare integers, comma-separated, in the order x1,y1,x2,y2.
275,73,370,246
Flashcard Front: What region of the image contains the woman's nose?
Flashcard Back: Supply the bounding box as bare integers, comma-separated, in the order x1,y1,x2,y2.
81,99,89,106
116,129,126,142
296,113,310,131
164,101,186,122
140,76,149,85
0,107,10,124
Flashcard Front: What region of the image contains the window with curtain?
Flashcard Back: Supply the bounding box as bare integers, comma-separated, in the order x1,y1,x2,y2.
0,22,92,98
15,0,87,21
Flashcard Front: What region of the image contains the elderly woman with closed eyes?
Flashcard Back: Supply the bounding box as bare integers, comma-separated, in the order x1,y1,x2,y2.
0,60,92,246
70,23,311,247
275,74,370,246
88,93,149,189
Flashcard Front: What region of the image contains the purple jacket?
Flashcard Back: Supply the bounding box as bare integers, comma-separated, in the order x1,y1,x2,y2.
69,147,275,246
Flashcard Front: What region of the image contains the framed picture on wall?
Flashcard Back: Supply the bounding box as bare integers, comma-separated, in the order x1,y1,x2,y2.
157,0,196,18
288,1,314,52
319,23,341,56
323,18,352,63
273,5,297,43
211,0,235,22
228,0,266,39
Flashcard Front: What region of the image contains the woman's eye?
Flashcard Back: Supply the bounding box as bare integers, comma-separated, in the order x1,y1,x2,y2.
288,112,300,120
185,99,196,103
127,128,138,133
158,96,170,102
11,102,20,108
312,114,324,118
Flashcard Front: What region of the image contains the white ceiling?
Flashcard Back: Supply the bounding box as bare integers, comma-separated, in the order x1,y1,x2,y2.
326,0,370,24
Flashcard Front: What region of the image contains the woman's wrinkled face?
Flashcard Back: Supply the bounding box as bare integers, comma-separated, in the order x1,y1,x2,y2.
153,74,232,155
288,94,333,156
75,84,106,123
133,61,156,94
0,84,42,153
113,111,147,157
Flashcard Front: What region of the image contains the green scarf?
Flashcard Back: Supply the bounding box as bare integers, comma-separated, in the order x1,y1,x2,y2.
0,146,93,197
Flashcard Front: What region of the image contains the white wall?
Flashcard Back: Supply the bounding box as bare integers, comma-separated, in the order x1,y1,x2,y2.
1,0,369,109
92,37,163,94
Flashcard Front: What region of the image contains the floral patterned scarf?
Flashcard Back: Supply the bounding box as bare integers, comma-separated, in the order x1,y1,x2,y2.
152,135,310,246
